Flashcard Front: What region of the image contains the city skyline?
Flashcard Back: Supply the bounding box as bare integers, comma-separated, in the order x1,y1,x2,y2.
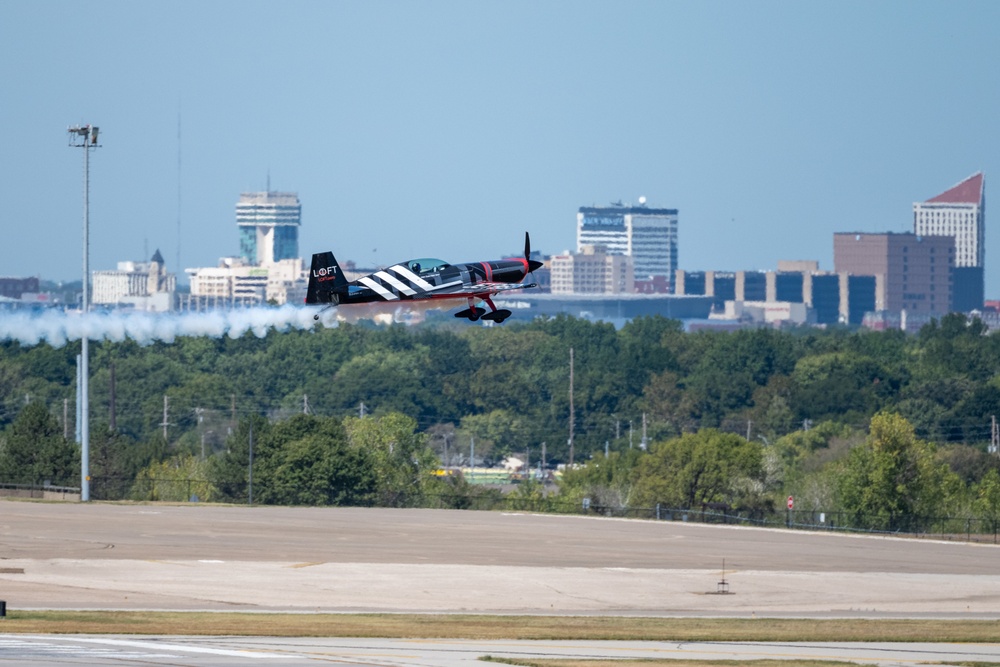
2,2,999,294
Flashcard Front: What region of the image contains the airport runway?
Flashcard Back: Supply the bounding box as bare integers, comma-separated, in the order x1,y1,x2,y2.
0,501,997,616
0,635,999,666
0,501,997,666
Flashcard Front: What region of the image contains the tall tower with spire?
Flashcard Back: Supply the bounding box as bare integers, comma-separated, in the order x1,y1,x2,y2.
236,190,301,265
913,172,985,312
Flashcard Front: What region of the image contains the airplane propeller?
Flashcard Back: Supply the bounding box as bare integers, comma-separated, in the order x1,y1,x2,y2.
524,231,543,277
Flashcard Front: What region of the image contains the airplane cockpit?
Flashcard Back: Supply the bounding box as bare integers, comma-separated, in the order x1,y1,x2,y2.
407,258,450,276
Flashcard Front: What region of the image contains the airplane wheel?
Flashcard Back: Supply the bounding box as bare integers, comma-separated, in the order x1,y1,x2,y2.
313,314,320,321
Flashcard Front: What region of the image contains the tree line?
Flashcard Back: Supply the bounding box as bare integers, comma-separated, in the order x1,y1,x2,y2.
1,312,1000,532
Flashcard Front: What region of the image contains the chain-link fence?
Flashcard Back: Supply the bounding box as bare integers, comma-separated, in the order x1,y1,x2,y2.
73,477,1000,544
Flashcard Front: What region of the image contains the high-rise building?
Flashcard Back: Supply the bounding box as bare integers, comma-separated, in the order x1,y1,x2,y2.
237,191,301,265
834,232,954,317
577,200,678,291
913,173,985,311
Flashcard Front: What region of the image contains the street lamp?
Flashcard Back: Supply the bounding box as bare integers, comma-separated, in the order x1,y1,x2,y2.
68,124,100,502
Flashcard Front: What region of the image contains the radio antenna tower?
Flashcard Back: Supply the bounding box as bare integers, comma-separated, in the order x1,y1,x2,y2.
68,124,100,502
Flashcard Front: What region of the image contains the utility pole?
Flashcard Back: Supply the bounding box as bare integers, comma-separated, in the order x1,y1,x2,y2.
359,401,367,418
68,123,99,502
248,419,254,506
991,415,999,455
109,360,116,432
568,347,574,466
75,354,82,444
641,412,648,450
303,394,309,415
161,395,170,441
746,419,752,442
63,398,69,440
470,437,475,482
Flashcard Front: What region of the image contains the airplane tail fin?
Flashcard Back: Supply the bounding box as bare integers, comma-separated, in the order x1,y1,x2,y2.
305,251,348,304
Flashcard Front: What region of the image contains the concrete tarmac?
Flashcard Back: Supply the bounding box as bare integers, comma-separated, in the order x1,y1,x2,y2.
1,636,999,666
0,501,997,616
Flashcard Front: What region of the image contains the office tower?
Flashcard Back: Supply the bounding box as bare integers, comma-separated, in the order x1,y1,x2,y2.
577,200,678,290
913,173,985,311
834,232,953,316
237,191,301,265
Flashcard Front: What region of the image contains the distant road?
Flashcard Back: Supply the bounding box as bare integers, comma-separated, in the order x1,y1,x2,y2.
0,502,996,616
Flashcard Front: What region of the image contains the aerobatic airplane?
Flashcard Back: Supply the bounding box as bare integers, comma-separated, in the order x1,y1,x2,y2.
306,232,543,323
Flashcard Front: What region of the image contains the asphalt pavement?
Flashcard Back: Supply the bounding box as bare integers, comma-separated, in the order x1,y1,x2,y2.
0,501,996,616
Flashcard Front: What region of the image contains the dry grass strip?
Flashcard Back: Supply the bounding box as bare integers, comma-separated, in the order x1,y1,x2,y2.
0,613,996,642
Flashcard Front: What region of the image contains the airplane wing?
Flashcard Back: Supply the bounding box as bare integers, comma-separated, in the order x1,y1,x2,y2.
421,281,536,300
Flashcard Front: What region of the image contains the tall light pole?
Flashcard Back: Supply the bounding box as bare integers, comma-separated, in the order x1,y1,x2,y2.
68,124,99,502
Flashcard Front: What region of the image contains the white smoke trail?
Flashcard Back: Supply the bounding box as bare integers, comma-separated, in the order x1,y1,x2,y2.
0,299,473,348
0,306,327,348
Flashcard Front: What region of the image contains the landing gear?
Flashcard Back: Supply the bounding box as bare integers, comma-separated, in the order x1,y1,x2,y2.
313,304,335,321
454,306,486,321
455,296,510,323
481,309,511,323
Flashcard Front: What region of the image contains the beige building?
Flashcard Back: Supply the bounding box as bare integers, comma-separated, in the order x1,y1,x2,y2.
92,250,176,312
186,257,306,305
550,246,634,295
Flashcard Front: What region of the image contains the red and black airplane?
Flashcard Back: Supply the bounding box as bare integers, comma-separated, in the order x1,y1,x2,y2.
306,232,543,323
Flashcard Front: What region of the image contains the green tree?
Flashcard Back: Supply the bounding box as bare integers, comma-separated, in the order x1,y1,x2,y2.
558,448,644,512
89,424,164,500
209,414,270,502
632,429,764,510
836,412,955,532
974,469,1000,538
344,413,437,506
131,453,216,502
0,402,78,486
264,431,374,506
458,409,531,464
791,352,901,423
917,314,996,382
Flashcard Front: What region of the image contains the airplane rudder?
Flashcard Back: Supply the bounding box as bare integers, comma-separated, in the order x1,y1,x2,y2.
307,251,346,303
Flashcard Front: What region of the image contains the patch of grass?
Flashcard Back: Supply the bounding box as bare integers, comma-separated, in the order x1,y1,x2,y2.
0,613,996,643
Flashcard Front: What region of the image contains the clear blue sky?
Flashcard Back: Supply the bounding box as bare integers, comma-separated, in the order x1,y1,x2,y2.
3,1,1000,294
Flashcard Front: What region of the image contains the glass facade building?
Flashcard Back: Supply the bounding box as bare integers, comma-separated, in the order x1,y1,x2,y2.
236,191,301,264
577,203,678,289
